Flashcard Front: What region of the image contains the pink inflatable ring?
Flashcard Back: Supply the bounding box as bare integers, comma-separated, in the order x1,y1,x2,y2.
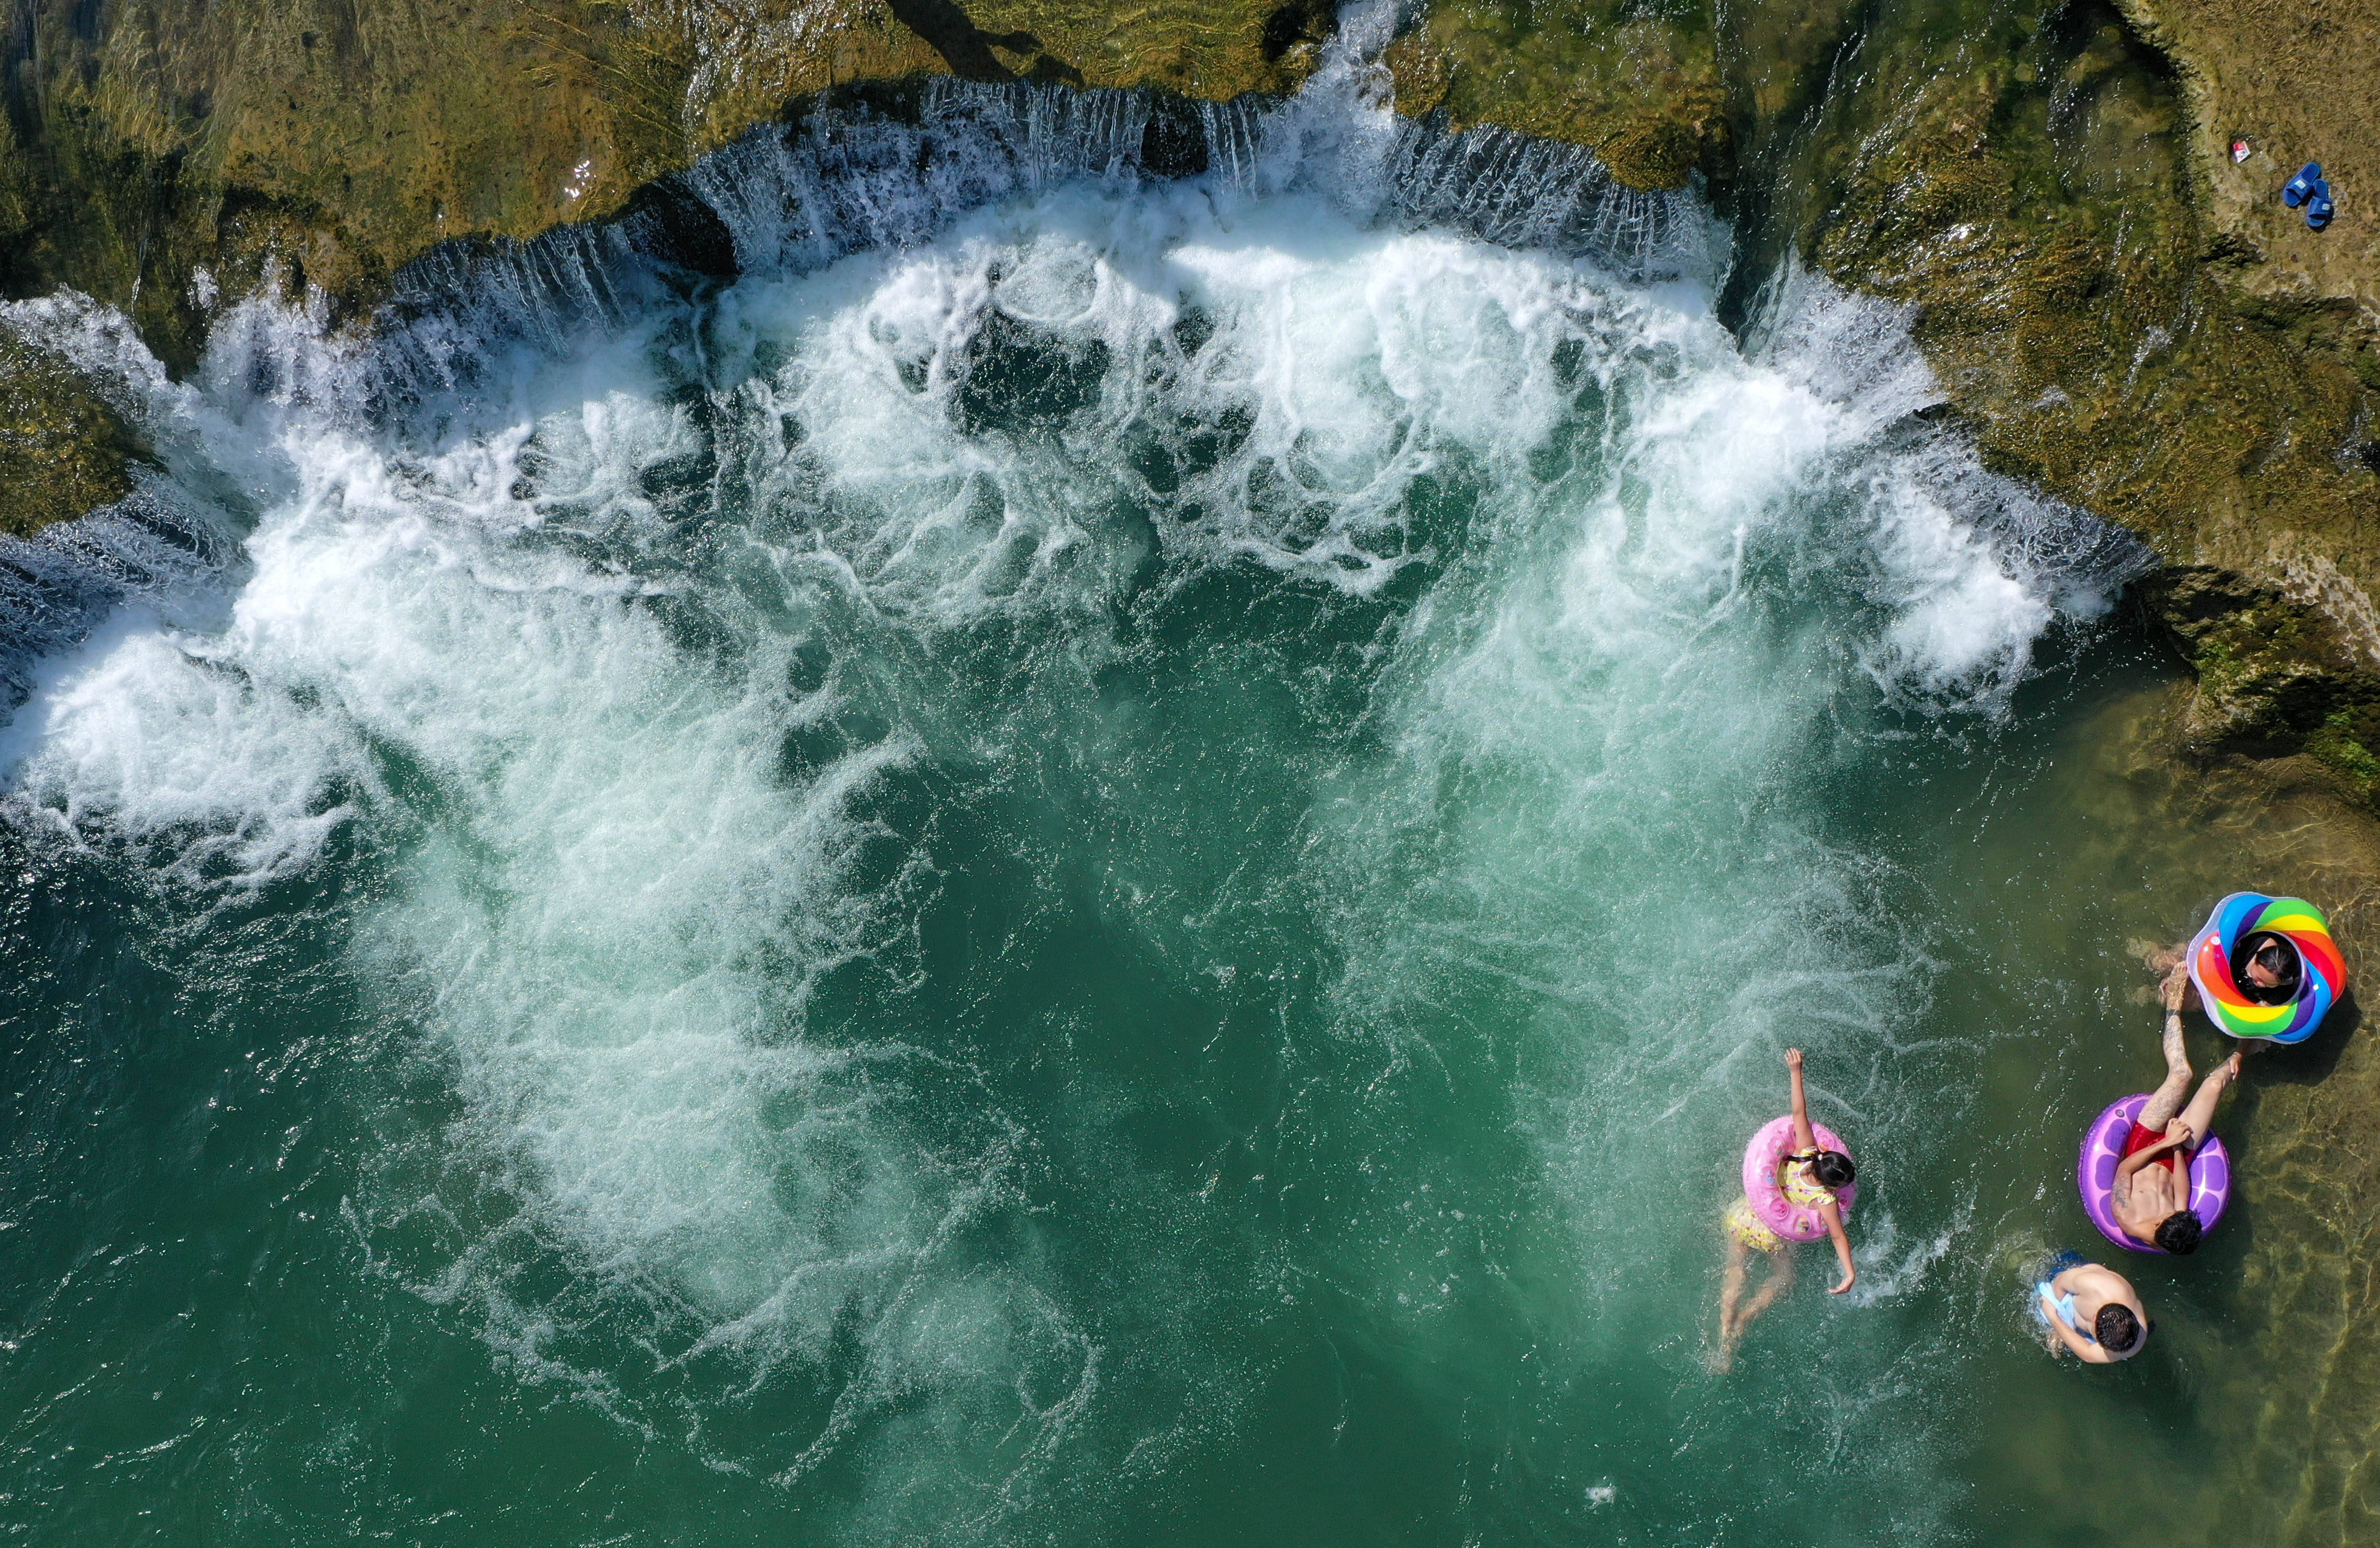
1741,1115,1857,1243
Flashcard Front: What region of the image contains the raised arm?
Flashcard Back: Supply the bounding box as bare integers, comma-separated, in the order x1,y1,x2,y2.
1786,1048,1817,1152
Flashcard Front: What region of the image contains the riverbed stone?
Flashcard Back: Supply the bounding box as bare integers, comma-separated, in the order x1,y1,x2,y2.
2128,728,2380,1544
0,327,149,537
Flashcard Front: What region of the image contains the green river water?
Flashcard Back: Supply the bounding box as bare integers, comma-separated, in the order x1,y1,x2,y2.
0,86,2361,1544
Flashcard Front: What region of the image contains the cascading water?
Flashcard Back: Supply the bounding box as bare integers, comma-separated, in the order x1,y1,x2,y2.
5,17,2323,1548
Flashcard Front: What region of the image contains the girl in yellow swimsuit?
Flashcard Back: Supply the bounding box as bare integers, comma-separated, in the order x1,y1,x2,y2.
1713,1048,1858,1372
1723,1162,1839,1253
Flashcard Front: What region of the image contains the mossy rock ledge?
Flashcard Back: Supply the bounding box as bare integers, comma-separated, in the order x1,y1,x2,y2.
1790,0,2380,802
4,0,2378,804
0,0,1334,538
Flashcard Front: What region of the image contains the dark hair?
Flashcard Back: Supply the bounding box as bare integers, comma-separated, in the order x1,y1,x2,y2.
1795,1149,1857,1190
2242,933,2300,984
2154,1210,2203,1255
2095,1304,2143,1354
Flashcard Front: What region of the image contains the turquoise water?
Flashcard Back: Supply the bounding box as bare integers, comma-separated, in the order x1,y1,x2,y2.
0,93,2337,1542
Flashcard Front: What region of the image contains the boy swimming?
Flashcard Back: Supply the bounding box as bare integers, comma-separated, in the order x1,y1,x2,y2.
2036,1252,2148,1362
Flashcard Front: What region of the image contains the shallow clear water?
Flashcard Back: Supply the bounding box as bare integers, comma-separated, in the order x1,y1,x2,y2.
0,74,2340,1544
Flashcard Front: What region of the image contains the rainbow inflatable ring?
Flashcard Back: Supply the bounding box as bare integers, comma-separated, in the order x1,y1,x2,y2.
2187,892,2346,1045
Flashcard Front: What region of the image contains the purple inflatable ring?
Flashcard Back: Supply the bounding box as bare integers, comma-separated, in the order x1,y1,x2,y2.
2077,1093,2231,1253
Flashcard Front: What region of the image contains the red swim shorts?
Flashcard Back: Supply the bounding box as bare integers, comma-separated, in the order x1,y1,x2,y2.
2125,1121,2192,1176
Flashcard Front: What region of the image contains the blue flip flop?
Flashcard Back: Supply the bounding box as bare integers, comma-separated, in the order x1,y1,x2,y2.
2284,161,2323,207
2307,182,2334,231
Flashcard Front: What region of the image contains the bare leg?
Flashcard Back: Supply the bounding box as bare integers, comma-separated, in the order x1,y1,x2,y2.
2138,1003,2195,1130
2172,1051,2243,1143
1731,1250,1795,1343
1712,1233,1760,1373
1718,1236,1750,1341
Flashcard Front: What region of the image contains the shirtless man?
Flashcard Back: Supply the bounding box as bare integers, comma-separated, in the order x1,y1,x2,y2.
2112,968,2243,1254
2036,1253,2148,1363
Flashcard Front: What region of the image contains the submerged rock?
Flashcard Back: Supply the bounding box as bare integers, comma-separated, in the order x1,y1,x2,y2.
2095,700,2380,1542
0,328,150,536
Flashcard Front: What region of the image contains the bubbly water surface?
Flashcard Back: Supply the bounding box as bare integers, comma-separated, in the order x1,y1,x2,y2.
0,57,2334,1548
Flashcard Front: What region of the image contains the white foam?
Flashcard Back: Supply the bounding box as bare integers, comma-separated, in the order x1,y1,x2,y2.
1280,225,2062,1387
4,612,373,887
1861,463,2055,701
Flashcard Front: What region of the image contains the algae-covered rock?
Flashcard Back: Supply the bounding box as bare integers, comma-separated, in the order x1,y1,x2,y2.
0,0,2374,793
0,0,1323,361
1372,0,2380,805
1786,0,2380,800
1382,0,1874,190
0,0,1326,534
0,328,150,537
884,0,1332,93
1383,0,1730,190
2114,0,2380,379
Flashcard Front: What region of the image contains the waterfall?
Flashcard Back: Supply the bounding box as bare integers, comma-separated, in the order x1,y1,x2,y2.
1383,118,1708,280
0,52,1712,686
0,480,236,706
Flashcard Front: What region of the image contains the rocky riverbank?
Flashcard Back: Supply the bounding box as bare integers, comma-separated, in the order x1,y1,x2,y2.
3,7,2376,1539
1392,0,2380,801
3,0,2376,798
0,0,1328,373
